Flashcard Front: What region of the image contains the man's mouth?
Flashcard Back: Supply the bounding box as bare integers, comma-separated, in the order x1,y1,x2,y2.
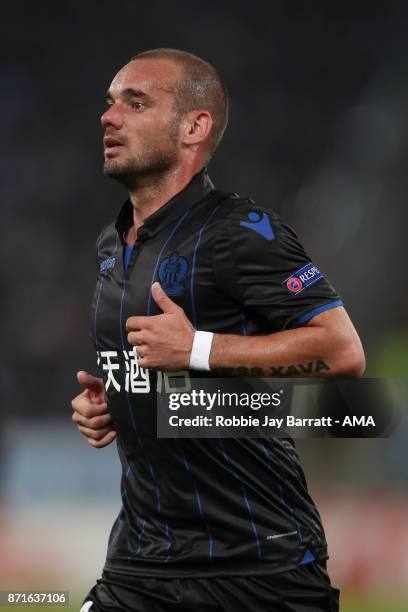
104,136,125,152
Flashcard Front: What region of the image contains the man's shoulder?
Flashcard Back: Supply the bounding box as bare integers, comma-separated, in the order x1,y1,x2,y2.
212,190,281,223
210,191,289,243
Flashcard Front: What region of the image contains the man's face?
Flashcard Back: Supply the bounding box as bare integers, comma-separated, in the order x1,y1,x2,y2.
101,59,183,186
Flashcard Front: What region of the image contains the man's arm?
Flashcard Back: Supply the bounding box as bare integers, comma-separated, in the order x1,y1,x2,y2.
210,306,365,377
126,283,365,377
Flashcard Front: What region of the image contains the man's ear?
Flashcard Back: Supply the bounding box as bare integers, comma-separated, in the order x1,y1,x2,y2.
180,110,213,147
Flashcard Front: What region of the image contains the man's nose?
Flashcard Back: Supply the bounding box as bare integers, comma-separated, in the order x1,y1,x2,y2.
101,104,123,130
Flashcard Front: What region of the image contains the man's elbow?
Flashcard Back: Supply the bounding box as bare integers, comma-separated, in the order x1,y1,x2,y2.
309,307,365,377
335,337,366,378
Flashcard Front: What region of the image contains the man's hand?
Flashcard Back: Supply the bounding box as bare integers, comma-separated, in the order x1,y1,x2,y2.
126,282,195,370
71,370,116,448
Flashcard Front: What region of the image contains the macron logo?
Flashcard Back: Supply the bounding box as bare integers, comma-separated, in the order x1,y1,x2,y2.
100,256,116,273
240,211,275,241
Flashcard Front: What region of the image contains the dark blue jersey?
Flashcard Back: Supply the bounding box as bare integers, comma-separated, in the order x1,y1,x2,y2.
90,168,342,578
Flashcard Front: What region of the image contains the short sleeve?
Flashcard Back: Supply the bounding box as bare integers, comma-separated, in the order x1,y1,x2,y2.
213,200,343,331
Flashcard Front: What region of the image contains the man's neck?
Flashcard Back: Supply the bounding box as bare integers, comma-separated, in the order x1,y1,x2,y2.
125,165,202,245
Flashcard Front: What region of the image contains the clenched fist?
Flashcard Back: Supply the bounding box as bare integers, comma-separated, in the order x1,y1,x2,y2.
71,370,116,448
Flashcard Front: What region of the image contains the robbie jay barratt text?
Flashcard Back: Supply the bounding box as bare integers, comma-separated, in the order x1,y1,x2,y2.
167,415,376,428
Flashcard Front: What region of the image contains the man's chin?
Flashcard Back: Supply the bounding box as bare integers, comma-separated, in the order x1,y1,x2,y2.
103,161,137,189
103,161,127,178
103,154,179,184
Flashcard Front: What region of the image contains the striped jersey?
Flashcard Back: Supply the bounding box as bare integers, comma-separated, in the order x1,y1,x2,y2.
90,167,342,578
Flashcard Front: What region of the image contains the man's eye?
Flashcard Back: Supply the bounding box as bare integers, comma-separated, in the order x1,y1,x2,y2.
132,102,144,110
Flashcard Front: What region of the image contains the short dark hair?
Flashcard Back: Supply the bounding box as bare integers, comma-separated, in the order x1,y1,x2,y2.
131,48,229,158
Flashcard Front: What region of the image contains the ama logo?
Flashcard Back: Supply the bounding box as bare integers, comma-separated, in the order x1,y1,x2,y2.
240,211,275,241
285,263,323,295
158,252,189,296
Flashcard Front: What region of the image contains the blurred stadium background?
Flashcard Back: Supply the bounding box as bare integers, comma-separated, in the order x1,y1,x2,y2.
1,1,407,610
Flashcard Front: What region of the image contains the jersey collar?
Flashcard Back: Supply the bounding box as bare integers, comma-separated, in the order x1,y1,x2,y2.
115,167,215,244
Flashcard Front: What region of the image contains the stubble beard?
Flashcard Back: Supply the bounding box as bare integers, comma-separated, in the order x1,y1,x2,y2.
103,121,181,190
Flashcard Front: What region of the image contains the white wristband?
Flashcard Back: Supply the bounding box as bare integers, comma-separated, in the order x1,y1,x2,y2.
189,331,214,371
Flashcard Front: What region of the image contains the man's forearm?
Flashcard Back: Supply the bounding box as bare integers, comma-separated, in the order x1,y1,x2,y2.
126,288,365,376
209,309,365,378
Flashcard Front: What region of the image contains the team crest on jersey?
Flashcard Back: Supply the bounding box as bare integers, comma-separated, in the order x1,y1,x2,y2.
284,263,323,295
158,252,189,296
